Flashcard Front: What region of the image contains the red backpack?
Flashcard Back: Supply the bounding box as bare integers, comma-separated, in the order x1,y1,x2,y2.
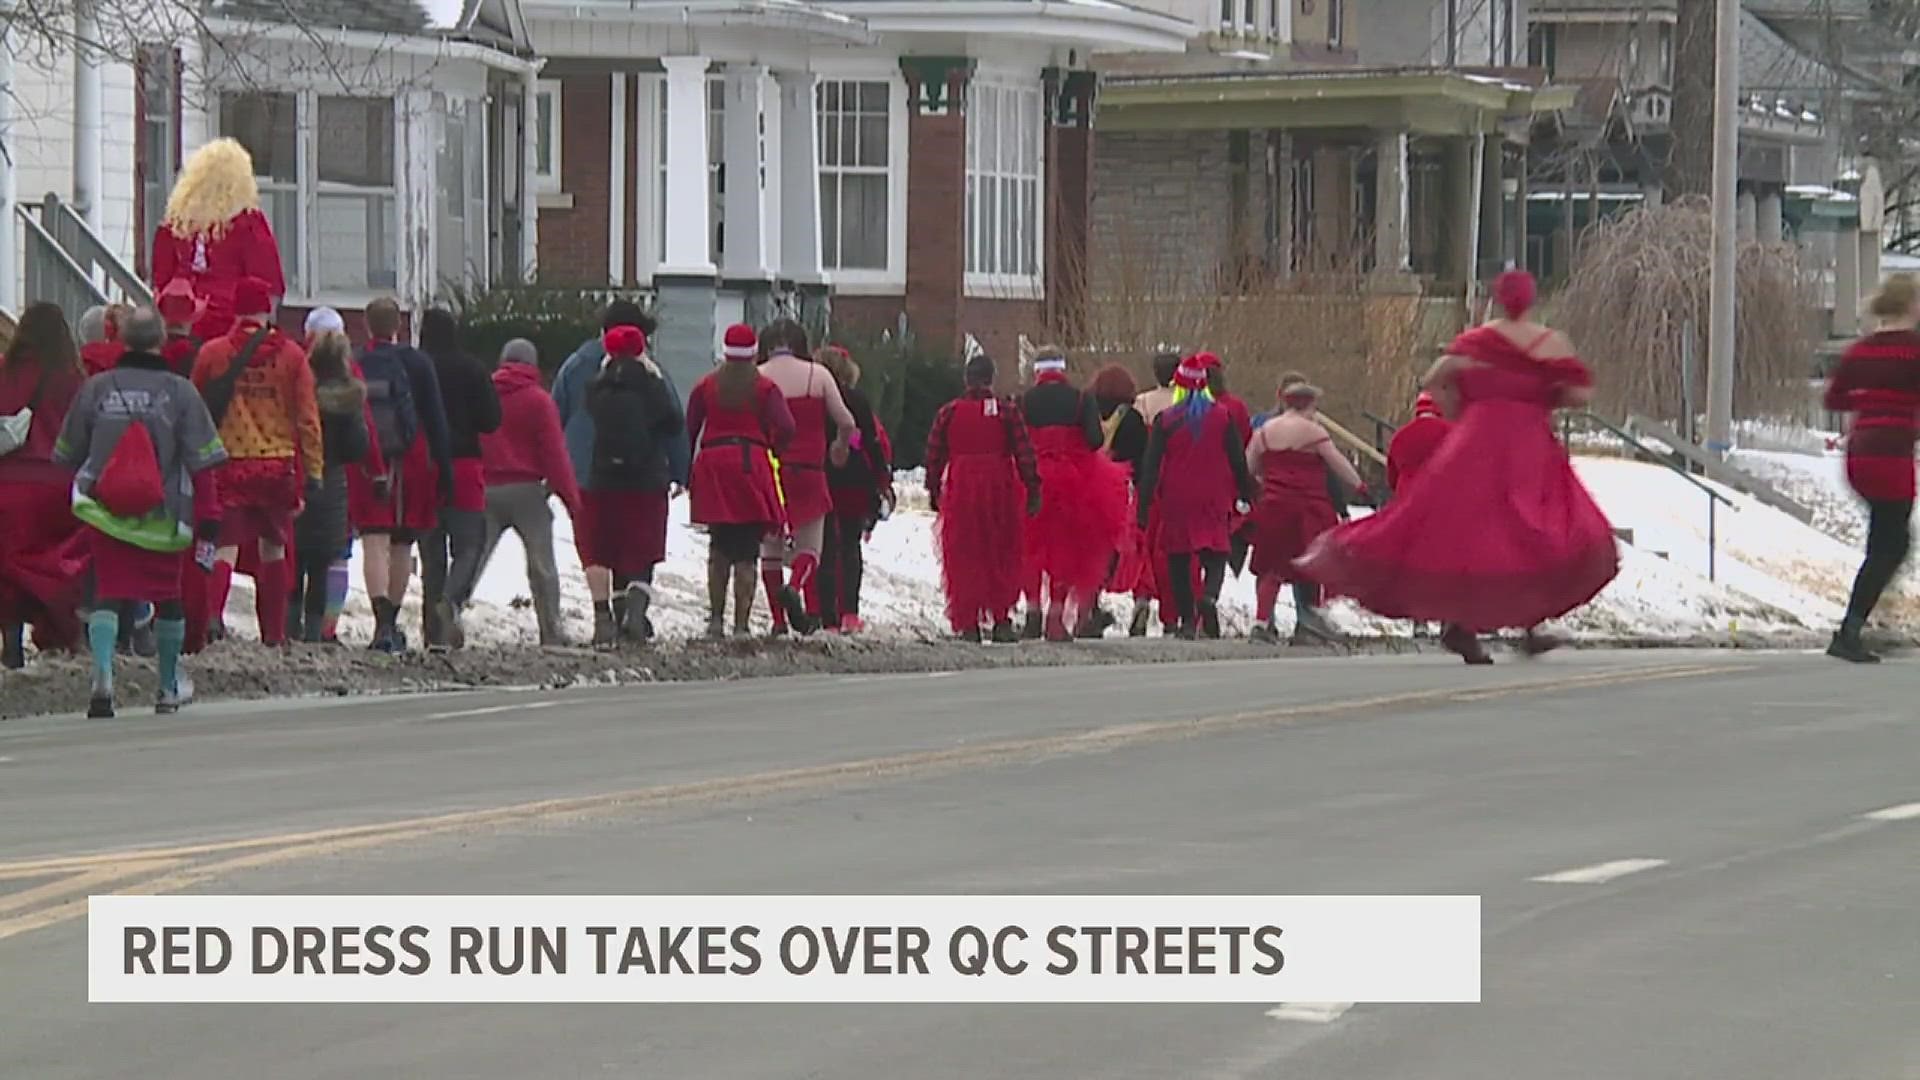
94,419,166,518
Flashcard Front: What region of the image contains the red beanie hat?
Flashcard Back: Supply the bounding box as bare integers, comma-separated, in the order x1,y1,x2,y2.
722,323,758,362
1414,392,1442,419
233,276,275,319
604,324,647,358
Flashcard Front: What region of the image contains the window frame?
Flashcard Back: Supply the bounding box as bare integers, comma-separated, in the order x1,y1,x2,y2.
815,77,895,276
807,66,907,293
534,78,563,193
964,77,1046,299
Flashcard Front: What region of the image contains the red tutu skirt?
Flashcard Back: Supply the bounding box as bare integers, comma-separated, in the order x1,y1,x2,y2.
91,531,185,603
1297,400,1619,632
578,489,669,574
780,465,832,530
1025,436,1131,596
937,454,1027,631
0,478,87,649
349,439,440,533
1247,494,1338,580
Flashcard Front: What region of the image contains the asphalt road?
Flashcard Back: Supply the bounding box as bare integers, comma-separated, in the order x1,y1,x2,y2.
2,649,1917,1078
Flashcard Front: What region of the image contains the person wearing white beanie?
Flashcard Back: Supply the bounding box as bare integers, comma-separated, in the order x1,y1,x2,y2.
304,307,346,340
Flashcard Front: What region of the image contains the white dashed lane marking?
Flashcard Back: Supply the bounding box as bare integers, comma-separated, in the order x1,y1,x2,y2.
419,701,565,722
1863,802,1920,822
1530,858,1668,885
1266,1003,1354,1024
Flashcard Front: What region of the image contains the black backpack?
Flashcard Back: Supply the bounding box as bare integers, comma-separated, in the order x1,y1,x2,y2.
587,362,664,487
358,343,420,462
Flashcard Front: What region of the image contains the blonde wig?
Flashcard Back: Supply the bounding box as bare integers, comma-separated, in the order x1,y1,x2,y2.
163,138,261,240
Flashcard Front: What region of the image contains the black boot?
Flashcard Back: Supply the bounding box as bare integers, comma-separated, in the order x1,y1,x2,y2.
1250,622,1281,645
1441,624,1494,666
780,586,819,636
1128,604,1151,638
1,624,24,670
1198,600,1222,640
958,626,984,644
1022,610,1044,641
990,621,1020,644
369,598,400,654
1827,619,1880,664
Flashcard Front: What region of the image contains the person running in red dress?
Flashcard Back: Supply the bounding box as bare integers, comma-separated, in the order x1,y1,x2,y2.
1297,270,1619,664
686,324,796,639
1386,392,1452,494
1135,352,1256,640
1245,379,1363,645
1020,348,1130,641
1821,273,1920,663
0,303,88,668
755,320,854,635
926,352,1043,643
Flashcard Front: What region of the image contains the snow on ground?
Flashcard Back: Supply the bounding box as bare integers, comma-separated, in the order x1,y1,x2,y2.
208,451,1898,650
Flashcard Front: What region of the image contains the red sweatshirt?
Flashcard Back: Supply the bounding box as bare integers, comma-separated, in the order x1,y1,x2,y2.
1825,329,1920,501
481,361,581,511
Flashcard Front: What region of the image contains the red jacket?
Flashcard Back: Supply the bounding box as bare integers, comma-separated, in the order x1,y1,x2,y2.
1387,414,1452,491
80,340,125,377
481,361,581,511
1825,329,1920,501
151,210,286,339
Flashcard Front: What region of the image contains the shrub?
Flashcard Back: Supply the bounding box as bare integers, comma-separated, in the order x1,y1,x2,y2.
827,328,963,471
442,282,652,379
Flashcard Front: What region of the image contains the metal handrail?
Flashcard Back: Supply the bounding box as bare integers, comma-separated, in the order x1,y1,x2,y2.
1361,409,1398,453
1563,409,1733,582
37,193,153,307
18,206,111,323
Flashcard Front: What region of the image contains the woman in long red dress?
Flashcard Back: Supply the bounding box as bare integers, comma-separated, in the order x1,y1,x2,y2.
1246,380,1364,646
1020,350,1131,641
1135,352,1256,640
1297,271,1619,664
925,353,1043,642
686,324,796,639
0,304,88,667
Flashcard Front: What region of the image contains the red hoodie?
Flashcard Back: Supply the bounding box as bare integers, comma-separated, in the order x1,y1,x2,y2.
481,361,581,511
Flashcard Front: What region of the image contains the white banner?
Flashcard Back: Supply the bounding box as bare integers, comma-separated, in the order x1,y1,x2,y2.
88,894,1480,1004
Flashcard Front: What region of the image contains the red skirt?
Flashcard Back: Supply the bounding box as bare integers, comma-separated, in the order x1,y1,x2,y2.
0,478,87,648
1247,493,1338,580
216,458,299,549
1297,400,1619,632
1107,515,1153,597
779,464,832,530
690,440,784,528
1025,445,1131,595
91,531,185,603
936,454,1026,631
578,489,669,574
349,439,439,532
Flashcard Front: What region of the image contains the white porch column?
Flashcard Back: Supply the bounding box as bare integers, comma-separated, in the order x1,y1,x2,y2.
775,69,821,283
72,0,103,229
0,26,16,313
609,72,628,285
661,55,714,275
1859,227,1882,295
721,64,772,279
1374,131,1410,273
520,70,540,279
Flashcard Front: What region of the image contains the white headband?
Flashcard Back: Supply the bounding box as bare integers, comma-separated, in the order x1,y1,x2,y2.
1033,356,1068,373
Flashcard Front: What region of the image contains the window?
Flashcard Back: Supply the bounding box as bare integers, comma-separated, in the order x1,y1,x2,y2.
315,96,398,293
218,91,300,291
817,80,891,272
1243,0,1257,33
965,82,1043,284
436,94,488,290
533,80,561,192
1528,23,1558,76
137,46,177,275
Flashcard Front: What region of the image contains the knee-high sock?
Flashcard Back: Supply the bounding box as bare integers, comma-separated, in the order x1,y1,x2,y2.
1255,576,1282,624
156,617,185,696
208,562,236,630
88,607,119,694
256,558,290,645
761,559,787,628
790,552,821,616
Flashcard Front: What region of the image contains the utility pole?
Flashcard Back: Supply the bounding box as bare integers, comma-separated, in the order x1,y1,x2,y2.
1705,0,1739,453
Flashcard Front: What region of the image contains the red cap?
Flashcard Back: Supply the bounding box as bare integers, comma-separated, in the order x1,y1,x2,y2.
722,323,758,362
604,325,648,358
232,276,275,319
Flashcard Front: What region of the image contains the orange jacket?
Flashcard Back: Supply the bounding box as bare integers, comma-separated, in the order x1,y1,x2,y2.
191,321,323,483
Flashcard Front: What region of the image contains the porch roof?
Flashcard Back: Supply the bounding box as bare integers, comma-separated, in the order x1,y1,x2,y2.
516,0,873,43
822,0,1193,53
1099,69,1578,136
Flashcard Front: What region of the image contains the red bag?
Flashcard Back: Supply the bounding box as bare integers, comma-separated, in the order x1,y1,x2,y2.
94,420,166,518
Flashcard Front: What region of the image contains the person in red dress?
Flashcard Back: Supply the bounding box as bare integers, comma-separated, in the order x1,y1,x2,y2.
0,303,88,668
1386,392,1452,494
1821,273,1920,663
925,352,1043,643
1297,270,1619,664
1091,364,1153,635
755,320,855,635
687,325,797,639
579,325,684,648
151,138,287,341
1020,349,1131,641
1245,380,1364,645
1134,352,1256,640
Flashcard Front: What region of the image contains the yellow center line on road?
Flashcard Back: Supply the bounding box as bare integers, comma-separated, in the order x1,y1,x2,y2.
0,661,1744,943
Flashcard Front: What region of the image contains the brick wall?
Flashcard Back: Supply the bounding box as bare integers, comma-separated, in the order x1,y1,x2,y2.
536,74,612,285
964,298,1045,370
1090,130,1271,298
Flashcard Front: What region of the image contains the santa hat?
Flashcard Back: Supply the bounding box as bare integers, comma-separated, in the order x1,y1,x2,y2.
722,323,758,362
1173,351,1220,391
1414,392,1443,419
233,276,275,319
604,324,648,358
156,279,205,327
304,307,346,338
